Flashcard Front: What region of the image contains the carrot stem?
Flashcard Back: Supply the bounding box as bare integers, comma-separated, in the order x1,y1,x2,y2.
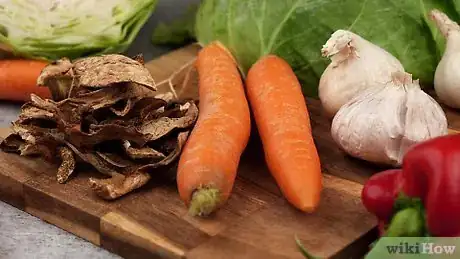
188,187,221,216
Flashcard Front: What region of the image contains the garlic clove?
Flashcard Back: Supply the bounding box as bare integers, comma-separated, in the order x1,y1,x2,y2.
319,30,405,118
331,83,406,166
430,9,460,109
331,72,448,167
401,79,449,157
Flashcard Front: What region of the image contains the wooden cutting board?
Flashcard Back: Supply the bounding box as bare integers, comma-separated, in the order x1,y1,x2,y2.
1,45,459,259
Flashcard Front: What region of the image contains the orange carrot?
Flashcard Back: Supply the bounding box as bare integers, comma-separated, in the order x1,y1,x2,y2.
176,41,251,216
245,55,323,212
0,60,51,102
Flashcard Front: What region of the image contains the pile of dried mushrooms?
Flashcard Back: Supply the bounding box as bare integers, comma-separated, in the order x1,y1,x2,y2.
0,54,198,200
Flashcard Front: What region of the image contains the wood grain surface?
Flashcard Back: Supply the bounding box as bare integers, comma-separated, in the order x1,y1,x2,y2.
0,123,375,259
2,44,457,259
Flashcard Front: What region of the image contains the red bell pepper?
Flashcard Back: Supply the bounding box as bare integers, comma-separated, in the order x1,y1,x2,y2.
361,169,402,223
361,134,460,237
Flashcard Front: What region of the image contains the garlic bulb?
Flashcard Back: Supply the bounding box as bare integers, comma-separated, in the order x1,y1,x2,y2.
331,72,448,166
319,30,405,118
430,9,460,109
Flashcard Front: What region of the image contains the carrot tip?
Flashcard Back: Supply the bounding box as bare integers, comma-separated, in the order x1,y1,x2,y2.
188,187,221,217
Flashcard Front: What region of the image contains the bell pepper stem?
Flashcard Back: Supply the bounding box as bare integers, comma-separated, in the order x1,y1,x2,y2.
385,207,424,237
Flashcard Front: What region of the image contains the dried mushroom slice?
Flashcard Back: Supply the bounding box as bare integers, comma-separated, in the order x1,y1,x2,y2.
88,131,190,200
23,95,66,123
65,142,119,177
16,99,67,134
122,140,166,161
109,98,134,117
36,58,76,101
69,123,146,149
129,82,160,100
153,100,196,119
138,101,198,142
11,123,65,145
19,143,57,162
131,54,145,65
127,97,168,121
142,106,166,122
69,87,126,112
89,170,151,200
68,88,168,130
73,100,197,149
80,113,99,133
29,94,59,111
55,99,88,127
108,95,162,118
25,95,91,128
57,147,76,184
0,134,56,161
17,114,60,131
139,131,190,170
28,94,84,125
132,96,168,113
72,54,156,91
70,82,155,113
94,118,133,128
18,104,58,123
155,92,174,103
0,134,24,153
95,152,137,169
154,131,189,167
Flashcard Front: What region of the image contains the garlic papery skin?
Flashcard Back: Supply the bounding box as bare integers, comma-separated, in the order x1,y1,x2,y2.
430,9,460,109
319,29,405,118
331,72,448,167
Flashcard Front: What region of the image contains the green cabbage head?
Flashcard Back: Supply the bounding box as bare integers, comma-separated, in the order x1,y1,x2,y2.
0,0,158,60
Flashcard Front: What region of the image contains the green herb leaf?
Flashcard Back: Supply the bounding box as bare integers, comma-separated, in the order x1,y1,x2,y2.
295,235,321,259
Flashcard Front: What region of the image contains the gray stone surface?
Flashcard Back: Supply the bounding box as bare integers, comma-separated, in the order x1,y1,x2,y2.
0,202,121,259
0,0,200,258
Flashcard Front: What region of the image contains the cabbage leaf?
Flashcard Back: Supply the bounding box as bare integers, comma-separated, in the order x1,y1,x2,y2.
194,0,460,97
0,0,158,60
151,3,198,46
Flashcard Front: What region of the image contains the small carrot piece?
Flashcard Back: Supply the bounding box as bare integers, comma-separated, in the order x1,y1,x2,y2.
245,55,323,212
176,41,251,216
0,60,51,102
